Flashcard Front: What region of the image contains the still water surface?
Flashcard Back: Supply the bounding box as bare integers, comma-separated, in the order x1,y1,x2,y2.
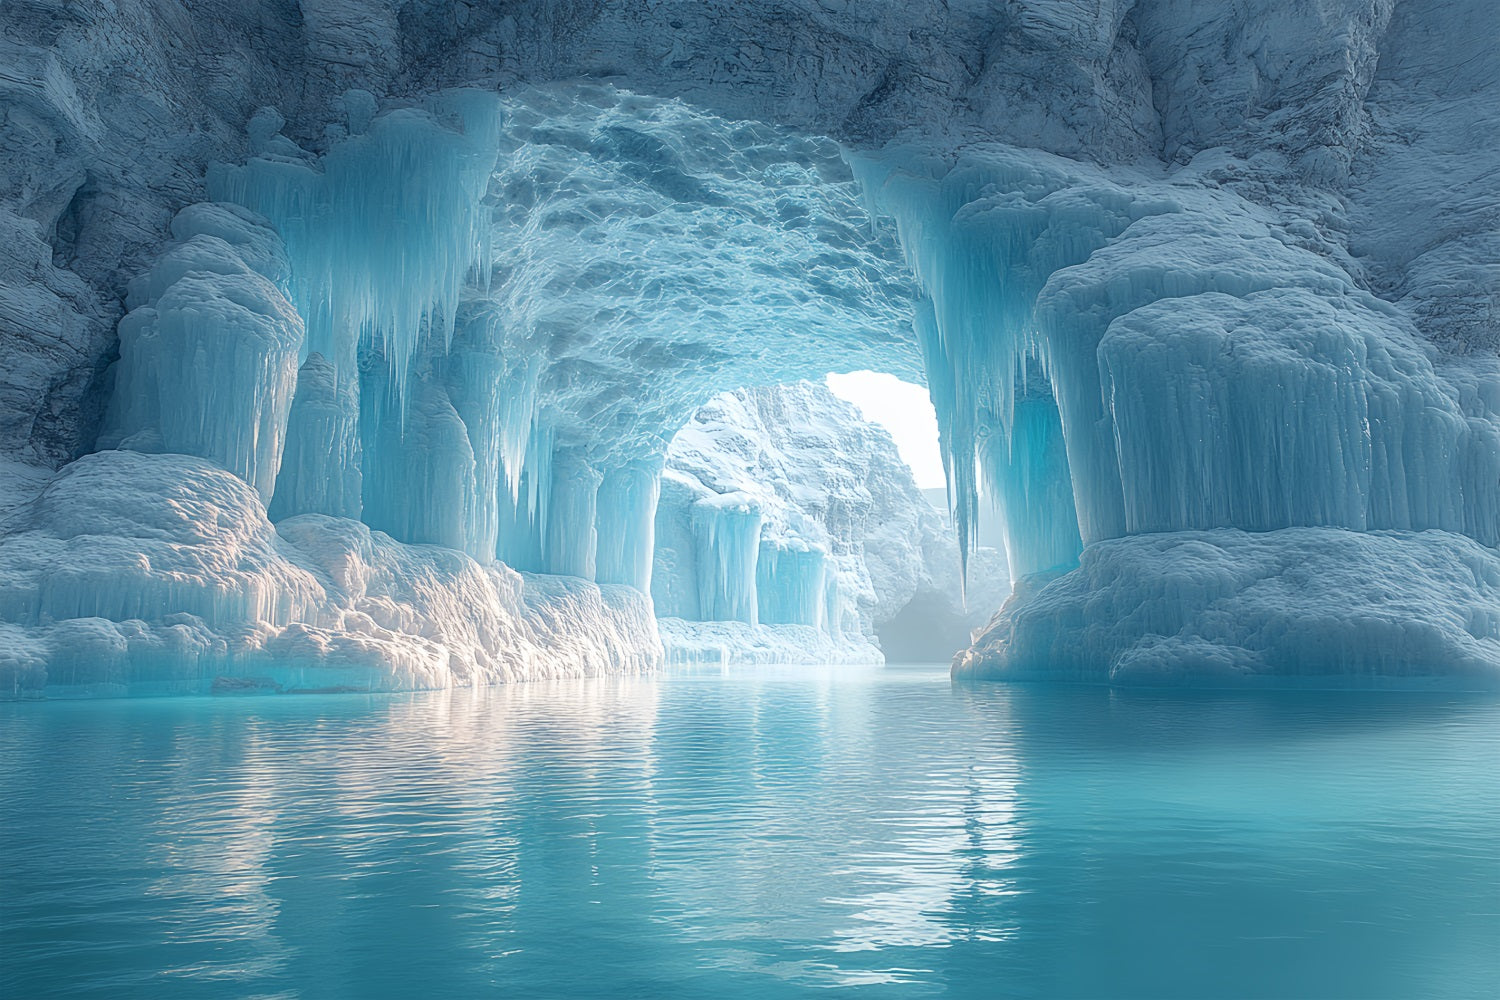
2,664,1498,999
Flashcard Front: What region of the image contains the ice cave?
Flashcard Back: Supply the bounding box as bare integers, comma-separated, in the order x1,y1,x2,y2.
3,2,1499,996
5,9,1500,693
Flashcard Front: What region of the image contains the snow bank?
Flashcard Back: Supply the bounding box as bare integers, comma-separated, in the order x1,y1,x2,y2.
0,451,659,698
956,527,1500,689
657,618,882,668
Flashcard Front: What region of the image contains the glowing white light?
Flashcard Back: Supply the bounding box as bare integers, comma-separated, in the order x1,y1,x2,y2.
825,371,945,489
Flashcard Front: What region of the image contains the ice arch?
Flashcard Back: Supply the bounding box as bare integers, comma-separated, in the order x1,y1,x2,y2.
3,54,1500,693
0,84,956,694
193,85,927,582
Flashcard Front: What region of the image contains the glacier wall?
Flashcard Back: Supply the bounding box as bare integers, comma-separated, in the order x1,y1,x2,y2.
853,142,1500,684
1,0,1497,690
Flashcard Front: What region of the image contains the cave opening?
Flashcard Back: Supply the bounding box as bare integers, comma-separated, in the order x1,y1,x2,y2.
648,373,1011,666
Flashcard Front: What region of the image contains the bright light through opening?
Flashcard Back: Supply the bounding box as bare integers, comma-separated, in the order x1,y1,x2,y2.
825,371,946,489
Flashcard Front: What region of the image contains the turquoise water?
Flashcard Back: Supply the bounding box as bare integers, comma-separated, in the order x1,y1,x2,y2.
2,664,1497,999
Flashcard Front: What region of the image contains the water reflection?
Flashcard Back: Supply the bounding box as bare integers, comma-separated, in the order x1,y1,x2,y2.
2,667,1497,999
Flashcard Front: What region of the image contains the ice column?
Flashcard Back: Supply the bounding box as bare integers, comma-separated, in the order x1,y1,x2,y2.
756,541,831,628
269,353,363,521
441,316,509,562
101,204,303,501
596,460,664,593
359,362,478,554
691,495,763,624
545,453,603,579
497,473,547,573
980,393,1083,578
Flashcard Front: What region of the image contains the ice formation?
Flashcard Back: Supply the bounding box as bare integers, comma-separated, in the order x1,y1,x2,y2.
0,451,658,695
1,0,1497,692
654,382,1004,665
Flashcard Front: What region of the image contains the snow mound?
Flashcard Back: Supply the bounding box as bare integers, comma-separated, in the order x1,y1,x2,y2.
956,527,1500,690
0,451,658,698
657,618,882,668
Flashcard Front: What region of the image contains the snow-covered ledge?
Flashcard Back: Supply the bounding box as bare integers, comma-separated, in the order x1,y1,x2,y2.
0,452,659,698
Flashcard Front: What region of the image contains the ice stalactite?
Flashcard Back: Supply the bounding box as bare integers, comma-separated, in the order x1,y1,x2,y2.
208,91,501,391
99,203,303,501
691,495,764,625
756,541,832,629
202,92,636,578
980,393,1082,579
359,367,478,555
497,472,546,574
847,150,1146,575
189,89,514,562
545,452,603,580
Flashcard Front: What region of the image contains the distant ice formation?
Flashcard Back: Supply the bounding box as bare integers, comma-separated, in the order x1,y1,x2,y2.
654,381,1005,665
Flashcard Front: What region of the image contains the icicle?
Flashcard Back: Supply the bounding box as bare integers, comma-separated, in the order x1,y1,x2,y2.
209,89,502,410
269,353,362,521
101,205,303,502
544,453,603,579
756,540,831,628
691,495,763,624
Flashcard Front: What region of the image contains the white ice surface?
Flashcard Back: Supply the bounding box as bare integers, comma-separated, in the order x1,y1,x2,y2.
957,527,1500,689
0,451,658,697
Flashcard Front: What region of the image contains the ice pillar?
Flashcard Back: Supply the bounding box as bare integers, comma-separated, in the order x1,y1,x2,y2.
596,460,663,593
691,497,762,625
269,353,362,521
756,542,831,628
981,395,1083,579
544,453,603,580
101,205,303,502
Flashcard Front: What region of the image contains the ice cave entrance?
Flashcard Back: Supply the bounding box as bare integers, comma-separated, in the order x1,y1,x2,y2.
651,374,1010,666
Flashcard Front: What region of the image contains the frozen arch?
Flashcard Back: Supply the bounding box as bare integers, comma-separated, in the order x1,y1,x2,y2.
2,0,1499,692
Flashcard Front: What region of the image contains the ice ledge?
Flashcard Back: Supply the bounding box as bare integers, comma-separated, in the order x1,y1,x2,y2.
955,527,1500,690
657,617,882,668
0,451,660,699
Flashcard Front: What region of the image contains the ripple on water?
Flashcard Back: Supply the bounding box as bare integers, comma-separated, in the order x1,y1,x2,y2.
2,664,1498,999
